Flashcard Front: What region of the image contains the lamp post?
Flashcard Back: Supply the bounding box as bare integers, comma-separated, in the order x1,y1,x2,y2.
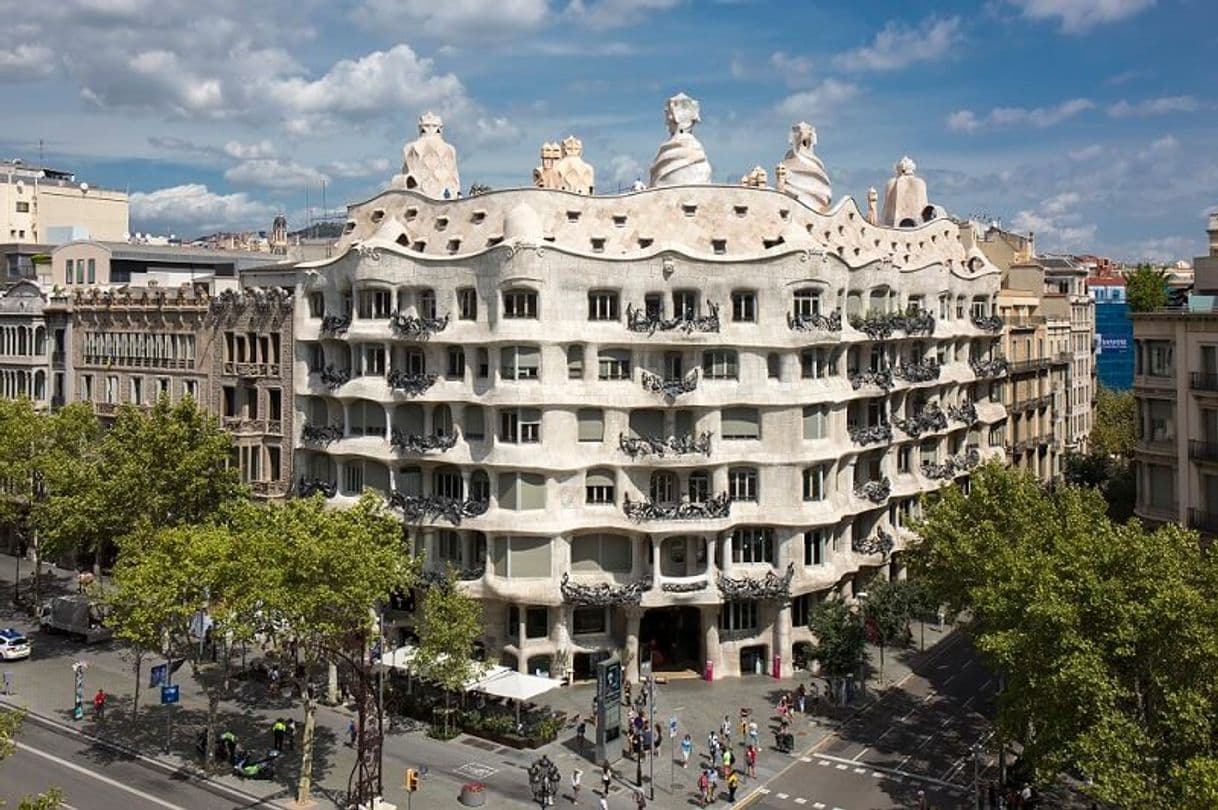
527,755,560,808
970,742,983,809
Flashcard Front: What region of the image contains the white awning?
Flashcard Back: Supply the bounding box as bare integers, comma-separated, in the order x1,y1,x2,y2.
380,646,509,691
469,668,560,702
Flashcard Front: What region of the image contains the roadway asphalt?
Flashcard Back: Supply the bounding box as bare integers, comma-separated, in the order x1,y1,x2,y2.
0,718,273,810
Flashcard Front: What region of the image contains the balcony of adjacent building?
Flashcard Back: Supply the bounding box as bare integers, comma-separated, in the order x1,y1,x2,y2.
1191,372,1218,394
1189,509,1218,535
1189,440,1218,465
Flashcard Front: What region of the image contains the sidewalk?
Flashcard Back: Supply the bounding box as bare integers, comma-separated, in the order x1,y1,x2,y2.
0,559,962,809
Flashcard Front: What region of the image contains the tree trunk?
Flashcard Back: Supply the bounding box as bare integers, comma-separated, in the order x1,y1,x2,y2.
878,643,885,686
296,691,318,805
206,690,220,773
31,534,40,610
326,661,338,705
132,652,143,723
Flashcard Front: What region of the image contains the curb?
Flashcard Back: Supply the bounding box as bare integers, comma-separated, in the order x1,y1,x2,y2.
1,698,291,808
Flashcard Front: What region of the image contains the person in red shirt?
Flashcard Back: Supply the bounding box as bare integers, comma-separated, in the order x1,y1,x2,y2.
746,744,757,778
93,688,106,721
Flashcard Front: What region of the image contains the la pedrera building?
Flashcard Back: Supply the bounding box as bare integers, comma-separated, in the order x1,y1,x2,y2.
249,95,1008,681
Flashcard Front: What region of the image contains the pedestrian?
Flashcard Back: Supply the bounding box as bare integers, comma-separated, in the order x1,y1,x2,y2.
220,730,237,764
721,746,733,776
747,719,759,749
286,718,297,751
726,769,740,803
347,718,357,747
653,722,662,755
601,761,613,795
720,714,732,747
708,766,719,801
272,718,286,751
795,684,806,714
598,795,608,810
745,745,757,778
916,789,928,810
571,768,582,804
697,768,710,807
709,733,721,770
680,733,692,768
738,708,748,741
93,688,106,721
577,719,587,756
634,789,646,809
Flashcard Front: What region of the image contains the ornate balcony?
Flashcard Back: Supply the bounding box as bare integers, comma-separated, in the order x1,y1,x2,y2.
302,423,344,445
320,365,350,389
622,493,731,522
848,423,893,446
849,368,893,391
852,477,892,504
391,428,459,454
894,403,948,438
661,578,710,593
222,417,267,434
618,431,712,458
786,309,843,333
852,529,894,557
971,314,1004,333
386,369,439,396
947,400,979,425
231,362,280,378
389,312,449,339
970,358,1009,379
559,573,650,606
892,359,941,383
716,562,795,601
250,480,291,498
388,491,488,525
320,314,351,336
296,477,337,498
421,565,486,585
625,303,720,335
641,369,699,400
848,307,935,340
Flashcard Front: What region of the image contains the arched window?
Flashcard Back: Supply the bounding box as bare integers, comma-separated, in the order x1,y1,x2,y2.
650,471,677,505
433,466,464,499
433,404,454,435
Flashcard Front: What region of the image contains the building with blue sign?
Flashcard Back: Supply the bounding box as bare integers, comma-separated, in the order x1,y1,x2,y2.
1092,277,1132,390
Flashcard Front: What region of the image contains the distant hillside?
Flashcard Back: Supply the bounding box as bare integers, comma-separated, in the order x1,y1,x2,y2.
291,221,344,239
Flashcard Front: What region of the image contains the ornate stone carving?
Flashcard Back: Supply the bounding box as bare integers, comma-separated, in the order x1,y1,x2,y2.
554,136,595,195
970,358,1010,379
389,312,449,339
866,187,878,224
208,287,293,320
302,423,344,445
892,359,941,383
626,302,720,334
297,477,337,499
947,400,979,425
894,403,948,438
622,493,732,522
777,122,831,212
390,111,461,200
661,579,709,593
849,307,935,340
882,156,929,227
533,141,561,189
640,368,699,400
853,478,892,504
386,369,438,396
971,314,1004,333
320,365,350,389
560,573,649,607
921,449,982,481
739,165,768,188
389,491,488,525
618,431,712,458
390,428,458,454
422,565,485,585
852,529,894,557
320,314,351,336
716,563,795,602
849,368,893,391
786,309,842,333
649,92,713,187
848,423,893,446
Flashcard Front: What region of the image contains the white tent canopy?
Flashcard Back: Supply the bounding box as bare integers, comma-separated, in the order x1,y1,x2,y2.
379,645,510,691
470,668,560,702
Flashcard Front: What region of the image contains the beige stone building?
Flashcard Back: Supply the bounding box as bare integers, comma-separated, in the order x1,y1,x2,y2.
0,161,128,244
1132,214,1218,534
261,99,1012,682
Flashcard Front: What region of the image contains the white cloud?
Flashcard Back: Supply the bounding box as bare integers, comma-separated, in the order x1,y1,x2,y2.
1146,134,1178,153
354,0,550,39
563,0,682,29
769,51,813,78
224,159,329,190
1107,95,1199,118
1011,202,1097,251
325,158,393,178
775,79,859,121
223,140,277,160
130,184,276,233
472,116,524,145
1006,0,1155,33
0,44,56,80
834,16,962,72
947,98,1094,131
607,154,643,187
1068,144,1104,161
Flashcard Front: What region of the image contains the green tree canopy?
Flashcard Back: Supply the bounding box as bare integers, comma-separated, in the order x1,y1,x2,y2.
1125,263,1169,313
413,568,484,734
910,461,1218,807
1088,386,1137,459
806,599,867,680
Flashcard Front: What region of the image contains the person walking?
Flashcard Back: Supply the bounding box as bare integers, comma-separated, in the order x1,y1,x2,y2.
720,715,732,748
795,684,806,715
286,718,297,751
571,768,582,804
721,746,734,777
747,718,759,749
220,730,237,764
598,795,608,810
272,718,286,751
93,688,106,721
737,708,748,742
347,718,357,747
634,789,646,809
726,769,740,803
680,734,693,768
745,745,757,778
697,768,710,807
707,766,719,802
577,719,588,756
601,761,613,796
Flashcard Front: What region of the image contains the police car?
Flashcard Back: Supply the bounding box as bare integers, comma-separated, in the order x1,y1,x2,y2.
0,628,30,660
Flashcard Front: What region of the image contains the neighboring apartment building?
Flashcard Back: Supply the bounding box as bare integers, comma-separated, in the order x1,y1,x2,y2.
1132,214,1218,534
1091,275,1132,390
258,99,1010,682
1040,255,1095,453
0,279,53,406
0,161,128,245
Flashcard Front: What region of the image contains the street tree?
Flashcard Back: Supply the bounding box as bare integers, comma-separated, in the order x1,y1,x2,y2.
0,709,64,808
1125,263,1169,312
860,575,920,685
806,599,867,703
413,569,485,736
241,492,417,806
909,461,1218,808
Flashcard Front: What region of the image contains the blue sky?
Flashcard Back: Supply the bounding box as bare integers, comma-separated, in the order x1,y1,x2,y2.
0,0,1212,261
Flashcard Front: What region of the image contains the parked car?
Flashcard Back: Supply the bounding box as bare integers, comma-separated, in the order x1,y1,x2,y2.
0,628,31,660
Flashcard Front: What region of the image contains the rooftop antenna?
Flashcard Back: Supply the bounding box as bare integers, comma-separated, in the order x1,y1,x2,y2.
38,139,43,163
320,180,327,240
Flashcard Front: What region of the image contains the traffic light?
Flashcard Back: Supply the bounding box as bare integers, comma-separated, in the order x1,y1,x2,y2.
405,768,419,792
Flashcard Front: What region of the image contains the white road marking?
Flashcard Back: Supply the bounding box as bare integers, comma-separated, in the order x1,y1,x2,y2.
818,760,830,766
799,756,812,762
963,696,976,710
851,747,869,761
835,763,848,770
852,767,866,774
794,799,808,805
813,753,967,792
813,803,826,809
876,725,895,741
758,787,771,794
777,792,789,799
944,674,956,685
871,772,883,778
15,741,188,810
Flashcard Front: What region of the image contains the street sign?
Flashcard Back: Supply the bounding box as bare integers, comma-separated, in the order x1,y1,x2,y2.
150,663,167,688
161,685,180,705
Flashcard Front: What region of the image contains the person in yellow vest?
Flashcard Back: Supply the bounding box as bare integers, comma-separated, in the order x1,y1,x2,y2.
272,718,286,751
726,769,741,803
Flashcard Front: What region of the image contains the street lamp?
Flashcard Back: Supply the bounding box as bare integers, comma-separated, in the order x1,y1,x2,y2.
970,742,983,809
527,755,559,808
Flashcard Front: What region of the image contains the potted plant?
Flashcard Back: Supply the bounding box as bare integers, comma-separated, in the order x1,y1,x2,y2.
553,647,571,685
459,781,487,807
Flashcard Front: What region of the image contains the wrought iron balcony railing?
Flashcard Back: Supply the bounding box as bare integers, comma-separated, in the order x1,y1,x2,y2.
894,403,947,438
848,423,893,446
852,477,892,504
320,365,350,389
892,359,941,383
970,358,1009,379
922,449,981,480
848,307,935,340
618,431,712,458
971,314,1004,333
716,562,795,601
421,565,486,585
391,428,459,454
849,368,894,391
640,369,699,399
297,477,337,498
852,529,894,557
559,573,650,606
302,423,344,445
320,314,351,336
947,400,979,425
386,369,439,396
1191,372,1218,392
622,493,732,522
786,309,843,333
1008,357,1051,374
388,491,488,524
625,303,720,335
389,311,449,339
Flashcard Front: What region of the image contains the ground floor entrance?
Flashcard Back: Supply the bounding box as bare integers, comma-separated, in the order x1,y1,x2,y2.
639,606,701,672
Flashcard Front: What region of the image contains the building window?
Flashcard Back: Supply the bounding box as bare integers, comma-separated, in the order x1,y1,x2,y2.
81,374,93,400
577,408,604,442
803,530,827,565
672,290,698,320
499,408,541,444
361,344,386,376
503,288,538,319
702,350,738,380
802,405,826,440
308,343,325,373
1146,340,1174,377
644,293,664,319
358,288,393,319
598,348,632,380
688,470,710,503
65,260,74,284
588,290,619,321
156,377,170,399
731,527,774,564
803,465,827,501
792,288,821,318
898,445,911,473
721,407,760,440
800,348,831,379
1146,464,1175,510
573,606,607,635
719,601,758,631
76,261,85,284
585,469,616,505
767,353,781,379
15,201,29,213
501,345,541,380
649,471,677,504
731,291,756,322
457,287,477,320
476,348,489,379
309,292,325,318
343,462,364,495
567,345,584,379
494,536,552,577
87,259,96,283
497,474,547,511
728,467,758,501
1146,399,1174,442
446,346,465,379
130,376,143,404
105,375,118,404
